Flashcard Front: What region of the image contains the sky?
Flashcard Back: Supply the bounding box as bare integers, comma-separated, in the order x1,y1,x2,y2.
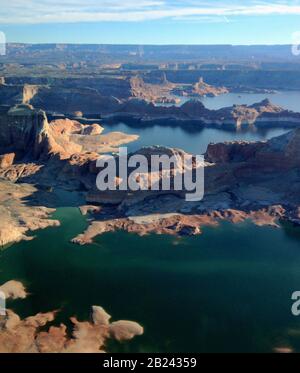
0,0,300,45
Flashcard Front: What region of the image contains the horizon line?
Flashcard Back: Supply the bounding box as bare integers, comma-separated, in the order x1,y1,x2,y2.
5,42,294,47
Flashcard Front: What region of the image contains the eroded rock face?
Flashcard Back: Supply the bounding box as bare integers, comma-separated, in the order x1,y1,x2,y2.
0,179,59,246
72,206,286,245
22,84,39,104
130,75,176,103
0,104,140,245
111,98,300,128
0,104,138,162
205,128,300,169
205,141,264,163
0,153,15,168
172,77,228,97
1,102,300,246
193,77,229,96
71,128,300,243
30,85,122,115
0,104,50,160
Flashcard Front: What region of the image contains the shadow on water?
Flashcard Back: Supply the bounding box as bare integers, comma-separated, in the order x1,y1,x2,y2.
102,121,290,154
0,117,298,352
1,208,300,352
19,187,86,209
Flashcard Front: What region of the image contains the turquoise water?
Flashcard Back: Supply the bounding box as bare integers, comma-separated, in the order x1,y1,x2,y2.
1,208,300,352
1,105,300,352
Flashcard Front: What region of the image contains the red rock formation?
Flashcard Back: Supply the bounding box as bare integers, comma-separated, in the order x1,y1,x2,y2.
0,153,15,168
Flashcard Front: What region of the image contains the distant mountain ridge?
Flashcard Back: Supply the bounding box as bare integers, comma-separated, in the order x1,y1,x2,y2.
2,43,299,64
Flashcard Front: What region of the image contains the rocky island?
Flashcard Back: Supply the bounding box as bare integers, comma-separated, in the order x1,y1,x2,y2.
0,281,143,353
106,98,300,129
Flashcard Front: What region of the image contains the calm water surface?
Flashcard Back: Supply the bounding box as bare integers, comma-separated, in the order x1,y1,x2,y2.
104,91,297,154
176,90,300,111
1,208,300,352
1,101,300,352
104,122,289,154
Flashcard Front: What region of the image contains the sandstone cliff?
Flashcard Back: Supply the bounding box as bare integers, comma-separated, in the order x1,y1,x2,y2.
0,103,138,161
1,102,300,246
72,128,300,243
0,104,50,160
0,104,139,245
130,75,176,103
172,77,229,97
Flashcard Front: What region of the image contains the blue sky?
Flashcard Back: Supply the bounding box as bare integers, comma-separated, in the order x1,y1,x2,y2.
1,0,300,44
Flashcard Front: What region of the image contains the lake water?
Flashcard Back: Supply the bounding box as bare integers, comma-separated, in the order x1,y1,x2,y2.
104,122,289,154
103,91,298,154
1,98,300,352
1,208,300,353
176,90,300,112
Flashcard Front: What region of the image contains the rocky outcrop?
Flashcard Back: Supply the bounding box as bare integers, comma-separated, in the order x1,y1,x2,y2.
71,128,300,243
1,102,300,246
0,104,140,244
0,153,15,168
0,281,27,300
22,84,40,104
72,206,286,245
193,77,228,96
30,86,122,115
0,179,59,246
109,98,300,129
0,104,138,161
0,282,143,353
172,77,228,97
130,75,175,103
0,104,50,160
205,128,300,170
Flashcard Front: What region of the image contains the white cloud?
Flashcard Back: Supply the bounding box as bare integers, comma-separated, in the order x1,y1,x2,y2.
0,0,300,24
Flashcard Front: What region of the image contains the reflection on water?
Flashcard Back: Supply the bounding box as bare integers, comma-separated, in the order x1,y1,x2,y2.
1,98,300,352
175,90,300,112
103,122,289,154
1,209,300,352
103,90,298,154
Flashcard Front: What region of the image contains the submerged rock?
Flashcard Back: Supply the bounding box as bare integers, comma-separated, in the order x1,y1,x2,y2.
109,320,144,341
0,292,143,353
0,281,27,300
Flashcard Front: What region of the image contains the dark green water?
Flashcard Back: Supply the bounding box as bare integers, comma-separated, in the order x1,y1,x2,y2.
1,207,300,352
